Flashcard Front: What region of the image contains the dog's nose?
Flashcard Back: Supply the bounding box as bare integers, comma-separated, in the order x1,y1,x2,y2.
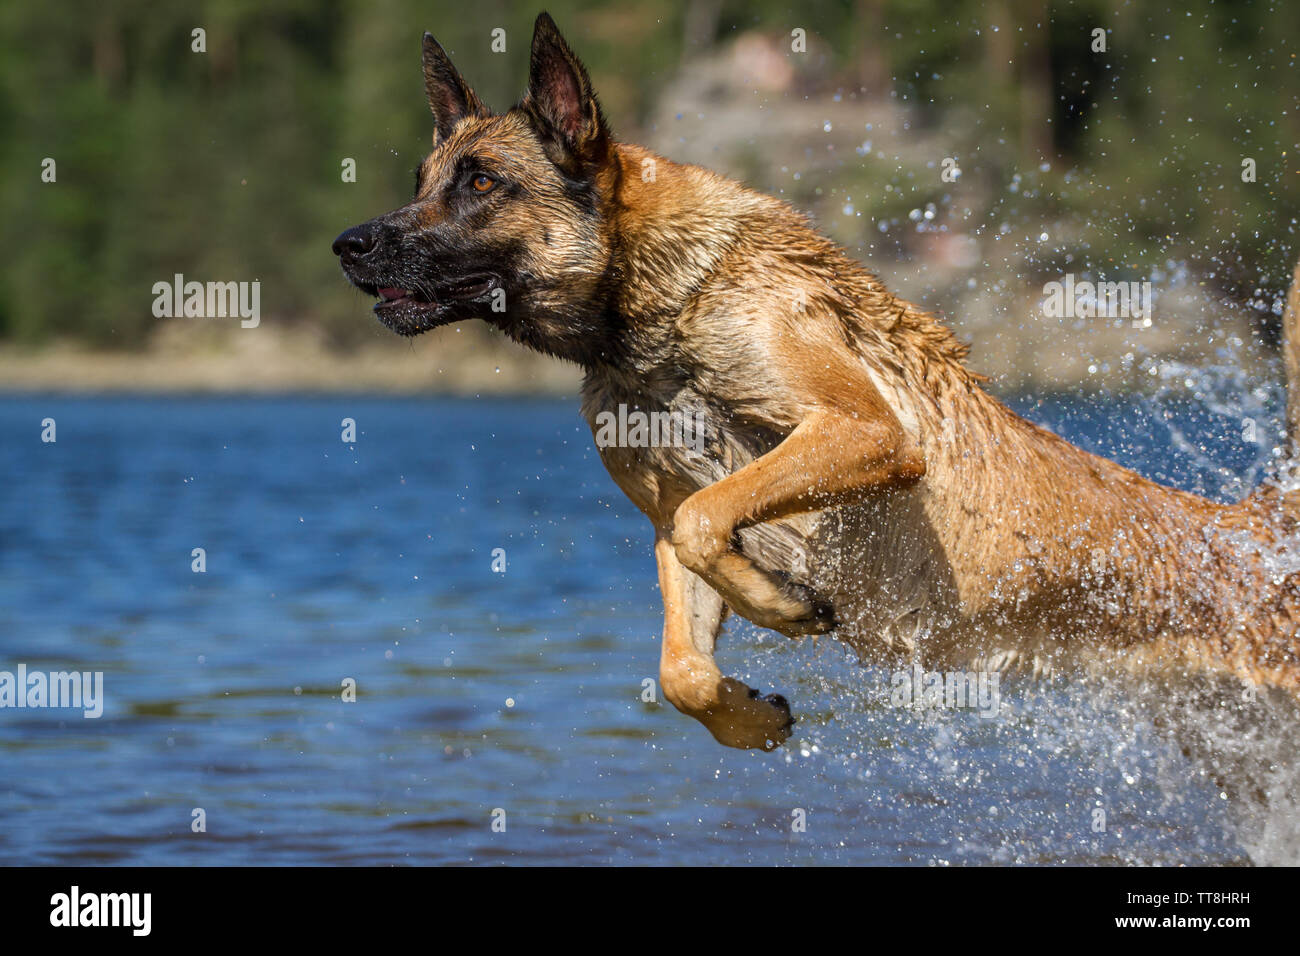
332,224,376,259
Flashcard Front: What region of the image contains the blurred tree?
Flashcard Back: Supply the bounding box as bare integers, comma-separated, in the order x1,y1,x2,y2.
0,0,1295,349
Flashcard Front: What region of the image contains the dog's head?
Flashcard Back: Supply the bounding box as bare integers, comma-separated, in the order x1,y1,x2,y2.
333,12,620,362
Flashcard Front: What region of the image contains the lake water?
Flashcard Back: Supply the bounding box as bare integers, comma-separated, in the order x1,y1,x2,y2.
0,391,1295,865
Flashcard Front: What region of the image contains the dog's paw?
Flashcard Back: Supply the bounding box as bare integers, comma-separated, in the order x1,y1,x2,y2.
734,575,837,637
703,678,796,750
700,551,838,638
772,579,838,637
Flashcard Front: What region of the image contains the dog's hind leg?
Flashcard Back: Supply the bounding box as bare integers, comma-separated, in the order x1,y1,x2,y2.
670,406,924,637
654,534,795,750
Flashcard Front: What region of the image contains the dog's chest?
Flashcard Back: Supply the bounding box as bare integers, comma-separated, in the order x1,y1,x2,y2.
580,368,956,658
580,373,776,513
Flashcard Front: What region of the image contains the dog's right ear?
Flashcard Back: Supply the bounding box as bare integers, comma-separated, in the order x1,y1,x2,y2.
422,32,488,143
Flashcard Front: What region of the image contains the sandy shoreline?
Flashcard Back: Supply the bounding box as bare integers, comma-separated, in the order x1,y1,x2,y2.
0,321,582,396
0,306,1276,398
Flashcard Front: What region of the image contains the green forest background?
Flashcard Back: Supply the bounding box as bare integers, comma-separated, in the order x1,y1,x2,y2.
1,0,1297,359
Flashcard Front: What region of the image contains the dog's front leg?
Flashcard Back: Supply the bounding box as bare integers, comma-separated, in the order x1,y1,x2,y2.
654,534,795,750
671,407,925,636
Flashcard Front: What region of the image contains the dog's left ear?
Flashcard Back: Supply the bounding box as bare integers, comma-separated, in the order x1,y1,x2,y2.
423,32,488,143
521,12,610,176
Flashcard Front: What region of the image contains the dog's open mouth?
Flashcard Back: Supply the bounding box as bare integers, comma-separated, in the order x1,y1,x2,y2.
363,275,497,309
352,274,499,335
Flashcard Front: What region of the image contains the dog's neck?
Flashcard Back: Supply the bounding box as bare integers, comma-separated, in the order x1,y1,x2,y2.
606,144,773,323
601,143,980,387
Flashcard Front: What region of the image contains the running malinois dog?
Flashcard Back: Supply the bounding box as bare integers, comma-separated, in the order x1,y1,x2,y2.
334,12,1300,750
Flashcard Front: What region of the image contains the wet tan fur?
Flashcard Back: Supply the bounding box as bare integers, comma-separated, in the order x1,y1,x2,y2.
359,15,1300,751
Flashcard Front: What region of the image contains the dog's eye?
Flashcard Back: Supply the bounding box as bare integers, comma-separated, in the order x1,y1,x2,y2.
470,174,496,193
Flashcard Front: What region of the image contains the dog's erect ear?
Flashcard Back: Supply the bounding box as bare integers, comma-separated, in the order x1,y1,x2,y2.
521,12,609,174
422,32,488,143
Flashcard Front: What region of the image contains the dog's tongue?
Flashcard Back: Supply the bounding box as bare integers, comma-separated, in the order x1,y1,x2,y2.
378,287,408,301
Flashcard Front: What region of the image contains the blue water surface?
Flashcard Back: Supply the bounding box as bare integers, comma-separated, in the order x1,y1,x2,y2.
0,391,1283,864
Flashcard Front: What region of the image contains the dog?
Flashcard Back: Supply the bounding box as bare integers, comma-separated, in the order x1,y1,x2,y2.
334,12,1300,751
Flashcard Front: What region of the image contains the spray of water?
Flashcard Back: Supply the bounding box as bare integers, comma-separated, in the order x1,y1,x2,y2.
718,344,1300,865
